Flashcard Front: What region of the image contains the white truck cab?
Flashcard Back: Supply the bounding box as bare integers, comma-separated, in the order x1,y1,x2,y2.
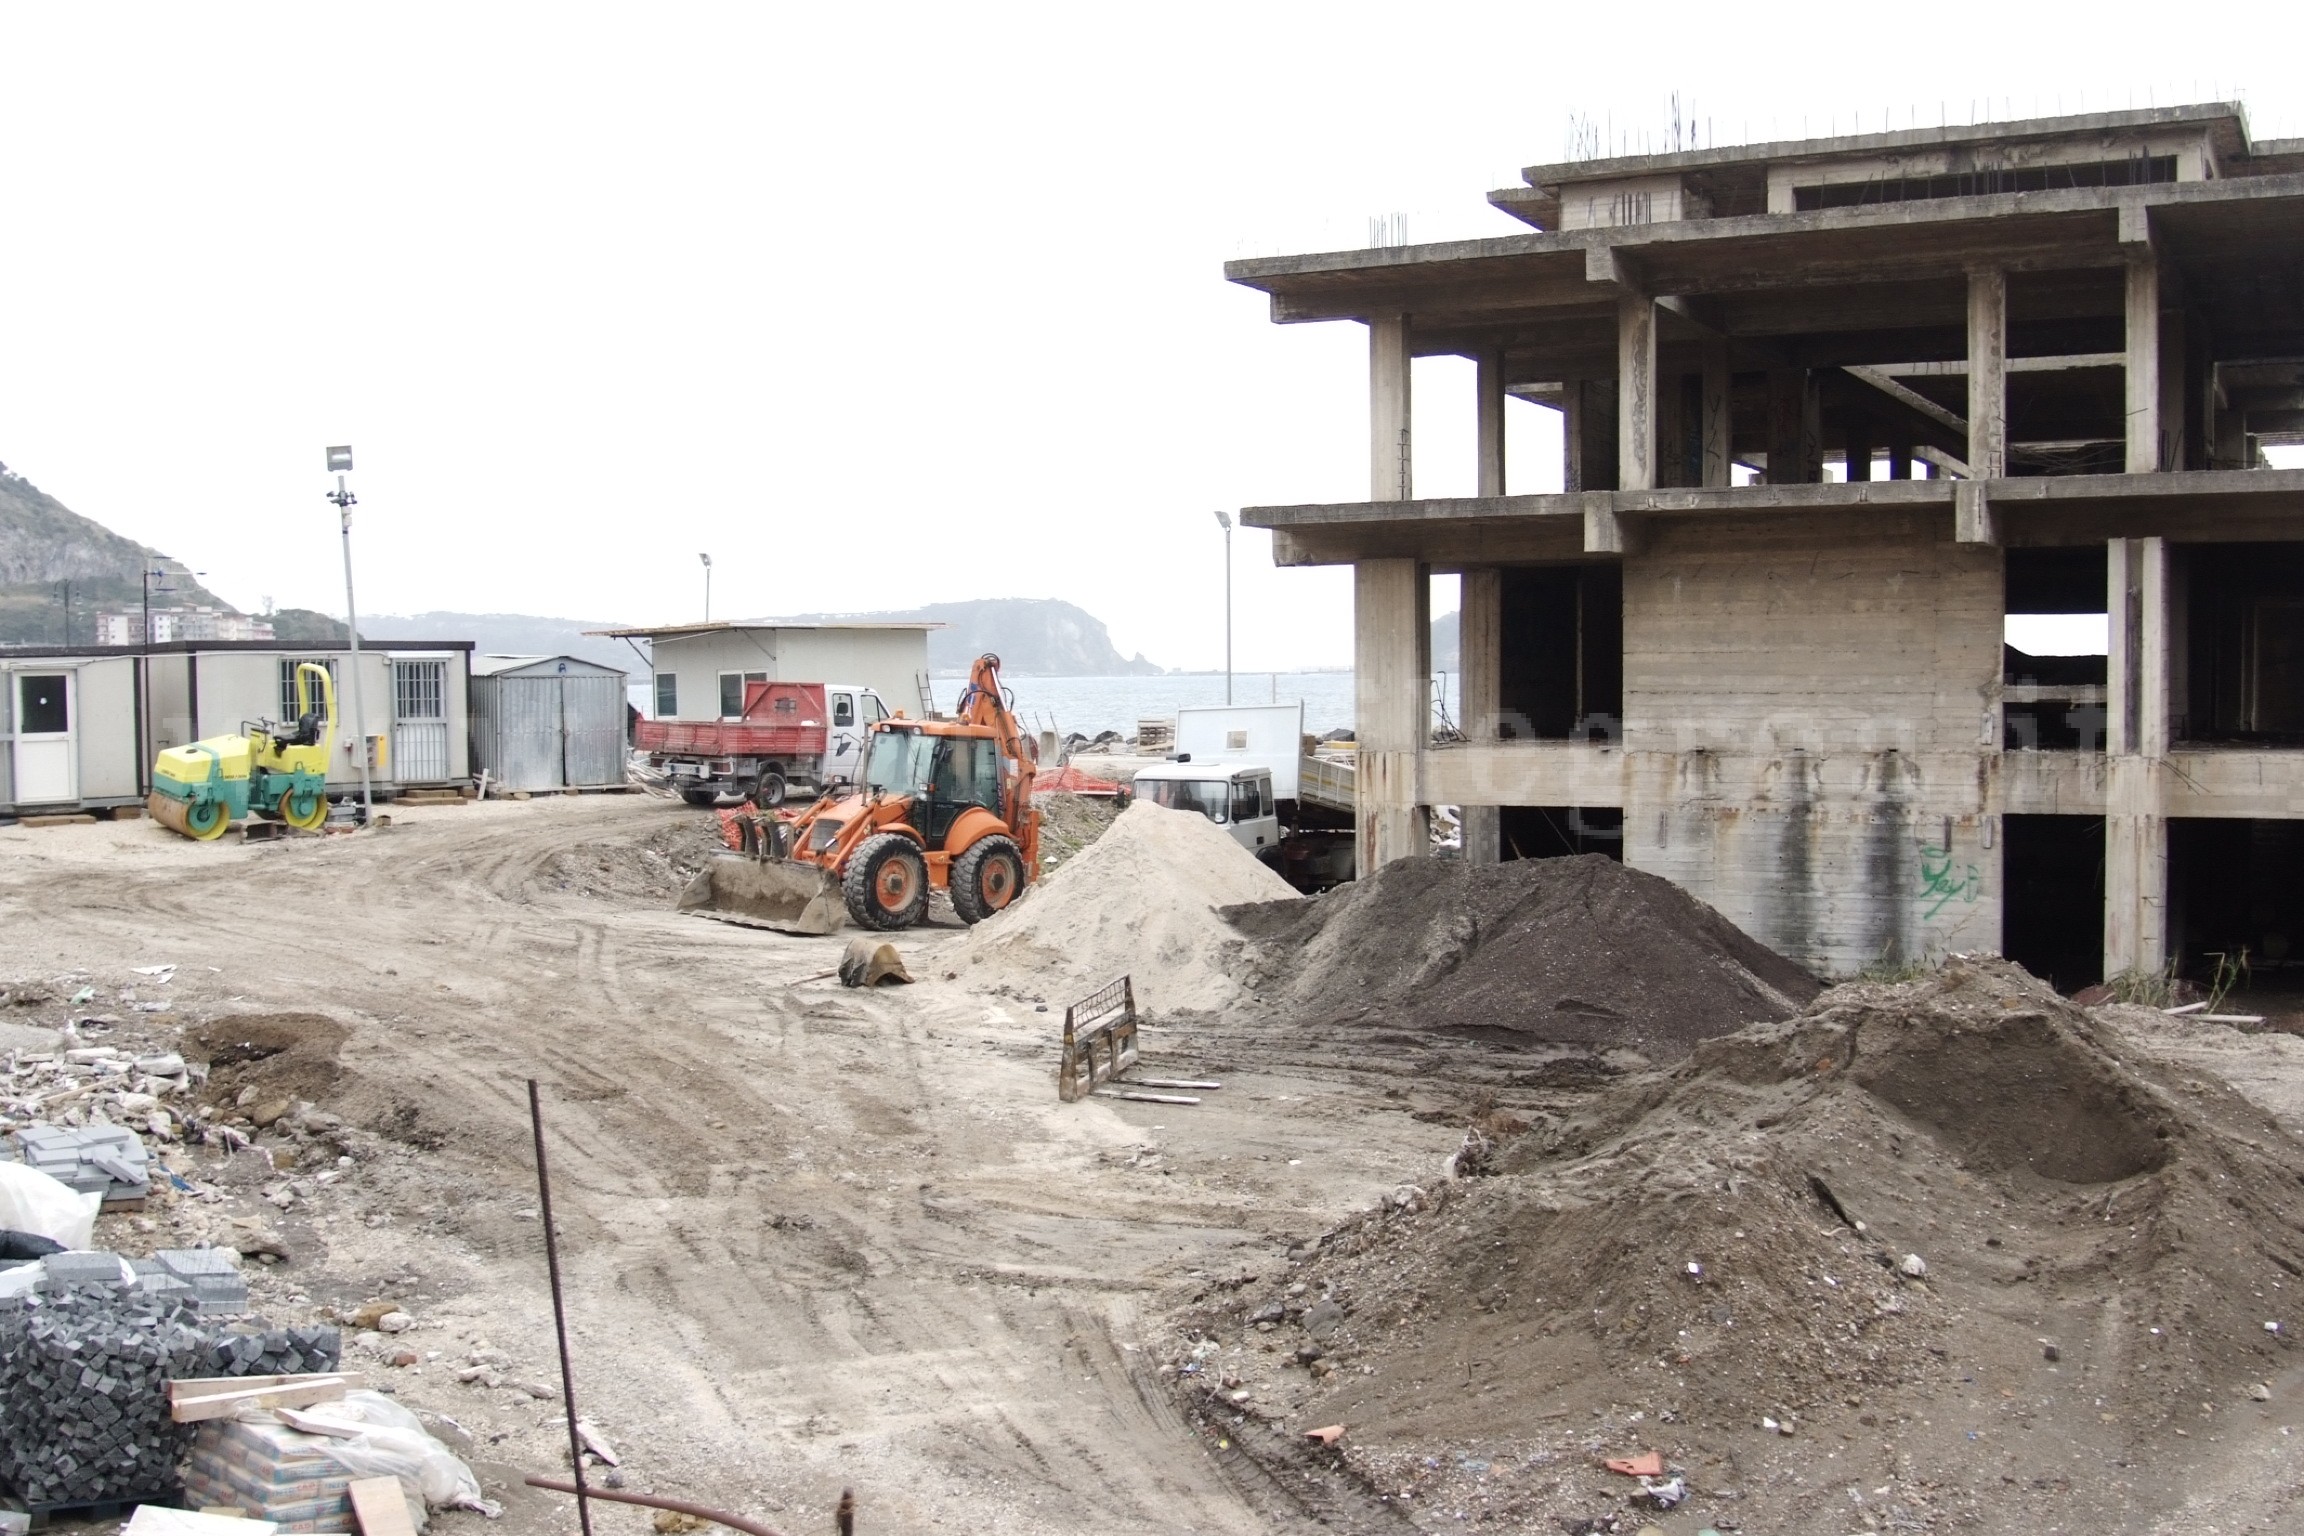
823,684,889,782
1132,759,1281,856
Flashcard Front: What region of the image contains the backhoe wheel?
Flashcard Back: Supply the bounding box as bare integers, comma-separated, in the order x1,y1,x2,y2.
680,788,719,808
752,771,787,808
278,786,328,830
950,835,1025,925
844,832,929,931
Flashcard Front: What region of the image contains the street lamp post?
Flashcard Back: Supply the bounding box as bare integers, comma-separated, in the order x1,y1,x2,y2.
700,553,713,622
325,446,374,825
1212,511,1233,705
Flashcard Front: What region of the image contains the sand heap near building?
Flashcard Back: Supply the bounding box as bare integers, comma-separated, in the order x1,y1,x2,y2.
1225,853,1822,1060
1163,959,2304,1529
951,800,1296,1014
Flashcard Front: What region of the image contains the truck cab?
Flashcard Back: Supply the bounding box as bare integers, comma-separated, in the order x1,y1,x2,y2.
823,684,889,783
1131,760,1281,858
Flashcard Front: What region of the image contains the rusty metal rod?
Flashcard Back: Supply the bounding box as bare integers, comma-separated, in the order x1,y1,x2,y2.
528,1079,594,1536
525,1476,792,1536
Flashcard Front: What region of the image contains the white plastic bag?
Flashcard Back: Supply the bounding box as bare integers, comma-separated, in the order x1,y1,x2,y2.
287,1392,499,1518
0,1162,100,1249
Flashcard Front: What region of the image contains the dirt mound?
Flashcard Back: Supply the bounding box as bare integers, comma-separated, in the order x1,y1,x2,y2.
1161,959,2304,1532
539,813,724,903
950,800,1295,1013
1033,791,1122,868
186,1013,347,1117
1229,854,1820,1059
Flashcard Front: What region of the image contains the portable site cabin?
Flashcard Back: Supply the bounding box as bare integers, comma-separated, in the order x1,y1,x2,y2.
468,654,629,793
0,640,475,820
597,621,935,725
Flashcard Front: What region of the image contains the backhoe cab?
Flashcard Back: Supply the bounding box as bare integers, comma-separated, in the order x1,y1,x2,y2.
677,654,1041,934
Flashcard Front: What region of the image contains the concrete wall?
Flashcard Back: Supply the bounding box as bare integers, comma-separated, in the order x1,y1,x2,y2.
1622,512,2004,973
650,630,928,722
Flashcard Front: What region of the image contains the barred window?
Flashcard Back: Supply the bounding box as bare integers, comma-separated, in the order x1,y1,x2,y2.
278,658,336,722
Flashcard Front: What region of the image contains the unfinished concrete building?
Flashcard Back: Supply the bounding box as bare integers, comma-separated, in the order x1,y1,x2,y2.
1229,104,2304,986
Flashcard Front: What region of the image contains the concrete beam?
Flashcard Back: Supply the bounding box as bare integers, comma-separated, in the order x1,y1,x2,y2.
2125,256,2162,473
1617,292,1658,491
1583,494,1639,554
1370,314,1412,501
1353,558,1429,874
1475,351,1507,497
1954,481,1996,546
1967,268,2009,480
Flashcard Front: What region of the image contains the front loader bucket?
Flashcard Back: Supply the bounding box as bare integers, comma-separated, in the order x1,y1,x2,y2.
677,853,847,935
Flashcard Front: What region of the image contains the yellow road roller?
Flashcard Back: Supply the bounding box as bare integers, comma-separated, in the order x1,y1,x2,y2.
148,662,336,839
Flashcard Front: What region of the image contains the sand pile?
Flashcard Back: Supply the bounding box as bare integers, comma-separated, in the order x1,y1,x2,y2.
951,800,1296,1013
1226,854,1821,1059
1161,958,2304,1531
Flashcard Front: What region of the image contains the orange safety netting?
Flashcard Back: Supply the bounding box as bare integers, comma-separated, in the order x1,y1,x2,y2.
1032,764,1125,797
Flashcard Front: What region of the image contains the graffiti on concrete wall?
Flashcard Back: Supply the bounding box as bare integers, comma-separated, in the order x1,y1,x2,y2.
1917,842,1982,920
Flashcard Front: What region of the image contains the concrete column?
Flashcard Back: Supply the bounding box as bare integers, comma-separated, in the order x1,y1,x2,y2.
1967,268,2008,480
1700,339,1731,487
1844,411,1877,484
1765,369,1816,483
2125,255,2161,474
1885,429,1913,480
2158,304,2188,471
1562,386,1585,493
2104,535,2169,977
1354,558,1430,875
1370,314,1412,502
1617,293,1658,491
1475,350,1507,497
1457,566,1502,865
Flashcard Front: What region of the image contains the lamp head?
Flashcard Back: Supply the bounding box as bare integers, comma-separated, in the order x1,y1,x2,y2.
1213,510,1232,531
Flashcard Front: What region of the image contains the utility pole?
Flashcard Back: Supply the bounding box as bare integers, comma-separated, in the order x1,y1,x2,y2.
700,553,712,622
1212,510,1233,705
325,446,374,825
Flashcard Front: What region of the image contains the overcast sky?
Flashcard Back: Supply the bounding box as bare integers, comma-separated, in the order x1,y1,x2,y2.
2,5,2295,670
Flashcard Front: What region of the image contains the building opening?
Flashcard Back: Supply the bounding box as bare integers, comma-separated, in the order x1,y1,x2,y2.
2168,819,2304,997
1498,806,1623,861
2001,814,2104,993
2004,547,2108,750
2177,543,2304,744
1498,563,1622,741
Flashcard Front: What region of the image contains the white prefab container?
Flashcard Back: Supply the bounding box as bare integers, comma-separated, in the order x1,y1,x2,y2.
1172,702,1305,800
2,640,475,818
470,655,630,792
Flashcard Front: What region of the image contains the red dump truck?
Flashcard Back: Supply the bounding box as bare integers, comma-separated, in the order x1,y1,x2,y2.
636,680,892,807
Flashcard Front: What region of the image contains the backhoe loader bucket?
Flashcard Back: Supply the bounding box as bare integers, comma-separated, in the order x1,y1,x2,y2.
676,853,847,935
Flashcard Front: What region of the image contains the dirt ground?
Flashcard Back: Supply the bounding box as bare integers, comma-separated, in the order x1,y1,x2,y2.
0,796,1458,1536
3,797,2302,1536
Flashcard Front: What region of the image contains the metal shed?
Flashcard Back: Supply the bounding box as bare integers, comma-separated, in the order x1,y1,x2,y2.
469,655,629,792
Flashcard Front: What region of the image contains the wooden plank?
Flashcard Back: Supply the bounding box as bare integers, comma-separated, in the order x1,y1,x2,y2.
347,1478,418,1536
1130,1078,1222,1091
19,814,98,828
1092,1089,1201,1105
169,1373,357,1422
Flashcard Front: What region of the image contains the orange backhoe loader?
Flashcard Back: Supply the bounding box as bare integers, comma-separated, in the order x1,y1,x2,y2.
676,653,1040,934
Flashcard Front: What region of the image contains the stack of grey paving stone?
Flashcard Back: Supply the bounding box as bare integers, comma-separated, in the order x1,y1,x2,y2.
142,1247,250,1315
0,1268,342,1509
0,1287,204,1507
13,1125,150,1205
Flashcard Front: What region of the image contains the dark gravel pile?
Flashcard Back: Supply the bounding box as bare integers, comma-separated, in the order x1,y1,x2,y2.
1225,854,1821,1059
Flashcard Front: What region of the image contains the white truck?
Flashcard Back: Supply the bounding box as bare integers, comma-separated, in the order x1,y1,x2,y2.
1129,702,1355,889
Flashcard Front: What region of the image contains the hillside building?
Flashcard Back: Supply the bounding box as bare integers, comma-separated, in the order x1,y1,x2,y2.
1228,103,2304,987
93,607,276,645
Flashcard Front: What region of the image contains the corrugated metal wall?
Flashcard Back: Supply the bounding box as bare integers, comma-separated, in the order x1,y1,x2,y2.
471,670,628,790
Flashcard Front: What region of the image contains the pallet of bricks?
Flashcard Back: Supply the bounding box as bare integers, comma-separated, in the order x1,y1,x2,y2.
0,1273,340,1526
